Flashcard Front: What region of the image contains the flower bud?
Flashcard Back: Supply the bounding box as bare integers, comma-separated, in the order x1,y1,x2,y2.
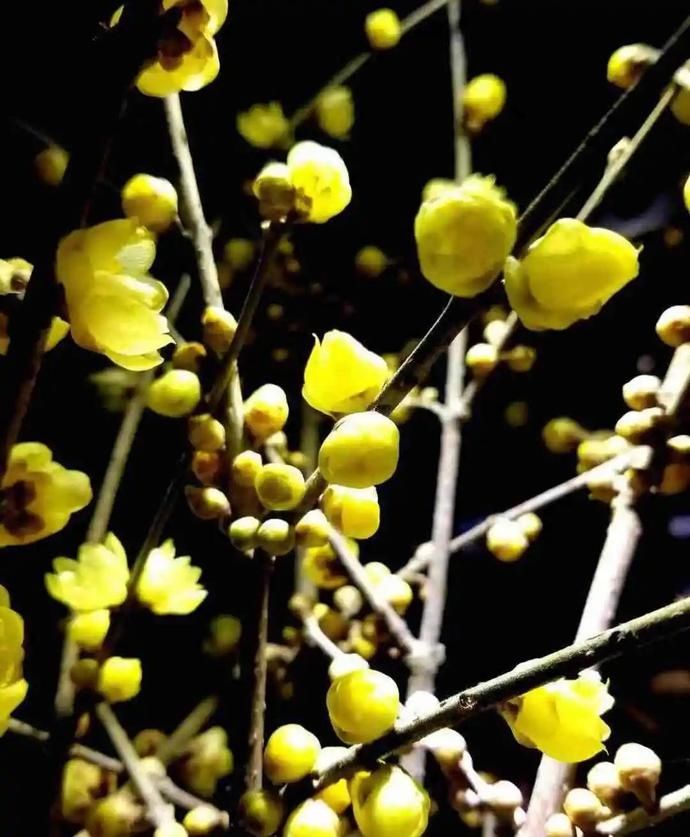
97,657,142,703
429,729,466,772
68,609,110,651
505,345,537,372
462,74,507,131
622,374,660,410
148,370,201,418
607,44,654,89
191,451,224,486
316,86,355,139
284,800,340,837
153,823,187,837
244,384,289,440
656,305,690,347
183,805,224,835
122,174,178,233
287,141,352,224
229,516,260,552
483,319,509,347
563,788,607,830
667,434,690,462
516,512,542,542
351,765,430,837
256,519,294,556
185,486,231,521
486,780,523,819
543,417,587,454
614,407,663,444
365,9,402,50
486,518,529,562
295,509,330,547
319,412,399,488
314,746,351,813
34,145,69,186
70,659,100,691
614,742,661,807
326,669,399,744
303,543,349,589
224,238,255,270
377,573,413,614
333,584,363,617
466,343,499,376
355,245,388,278
264,724,321,784
237,102,290,150
188,414,226,452
321,485,380,539
205,614,242,656
587,760,625,809
231,450,263,488
172,342,208,374
255,463,306,511
134,729,167,757
238,789,285,837
253,162,296,221
545,813,577,837
202,306,238,356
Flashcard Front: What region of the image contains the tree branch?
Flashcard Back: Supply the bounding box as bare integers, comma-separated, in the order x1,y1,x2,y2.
596,783,690,835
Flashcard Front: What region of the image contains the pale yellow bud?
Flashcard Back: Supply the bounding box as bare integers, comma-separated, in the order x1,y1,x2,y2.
543,417,587,454
365,8,402,50
587,761,625,808
185,486,231,521
622,374,661,410
172,342,208,373
188,414,226,452
295,509,330,547
563,788,607,830
148,370,201,418
614,407,664,444
253,162,296,221
656,305,690,347
614,742,662,805
34,145,69,186
229,516,260,551
255,463,306,511
466,342,499,376
545,813,577,837
122,174,178,233
202,306,238,357
244,385,289,440
486,518,529,562
516,512,542,542
256,519,294,556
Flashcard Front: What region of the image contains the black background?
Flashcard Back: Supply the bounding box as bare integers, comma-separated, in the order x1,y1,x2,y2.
0,0,689,833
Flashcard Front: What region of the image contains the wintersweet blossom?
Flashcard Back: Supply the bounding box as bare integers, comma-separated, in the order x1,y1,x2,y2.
136,539,207,615
0,586,28,733
351,765,430,837
287,141,352,223
57,219,174,370
0,443,91,547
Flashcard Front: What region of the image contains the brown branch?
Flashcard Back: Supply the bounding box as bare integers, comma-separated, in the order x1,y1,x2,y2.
310,595,690,792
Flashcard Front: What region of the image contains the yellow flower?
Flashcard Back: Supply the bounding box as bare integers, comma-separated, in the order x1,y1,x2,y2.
34,145,69,186
365,9,402,50
57,219,174,370
314,747,351,813
415,175,517,296
315,87,355,139
351,765,430,837
671,88,690,126
684,175,690,213
504,219,640,331
134,0,227,97
0,313,69,356
283,800,340,837
606,44,652,89
303,331,389,415
0,443,91,547
302,542,350,589
45,533,129,611
319,412,399,488
355,246,388,278
98,656,142,703
287,141,352,223
136,539,206,615
326,668,399,744
321,485,380,539
237,102,290,149
263,724,321,784
121,174,178,233
0,259,68,353
180,727,234,798
501,673,613,762
463,74,507,130
0,586,28,733
68,610,111,651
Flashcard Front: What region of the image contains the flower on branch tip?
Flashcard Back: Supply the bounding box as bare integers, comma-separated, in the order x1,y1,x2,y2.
501,671,613,762
237,102,290,149
57,219,174,370
415,175,517,297
504,218,639,331
303,331,389,416
462,74,507,131
46,533,128,611
365,9,402,50
136,539,206,615
1,443,91,547
129,0,228,97
351,765,430,837
0,586,28,734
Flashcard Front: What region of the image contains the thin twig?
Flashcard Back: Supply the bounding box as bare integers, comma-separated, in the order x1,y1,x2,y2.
402,0,469,783
596,783,690,835
95,703,174,828
310,595,690,791
288,0,451,129
302,613,344,661
398,448,644,579
326,526,418,657
155,694,220,766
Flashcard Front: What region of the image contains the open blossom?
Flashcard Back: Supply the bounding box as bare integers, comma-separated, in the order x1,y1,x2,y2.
57,219,174,370
504,218,640,331
0,586,28,734
501,672,613,762
130,0,228,97
45,533,129,611
136,539,207,615
287,141,352,223
303,331,389,415
0,443,91,547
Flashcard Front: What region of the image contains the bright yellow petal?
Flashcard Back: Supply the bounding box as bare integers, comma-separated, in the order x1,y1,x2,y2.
46,317,70,351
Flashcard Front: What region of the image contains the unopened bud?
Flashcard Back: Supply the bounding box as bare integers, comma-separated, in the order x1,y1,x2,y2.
188,414,226,452
191,451,224,486
516,512,542,542
622,374,660,410
545,813,577,837
466,342,498,376
615,407,664,443
505,345,537,372
487,780,523,819
253,162,295,221
614,743,661,809
656,305,690,347
587,761,625,809
185,486,231,520
333,584,363,617
256,519,294,556
172,341,208,373
563,788,607,830
229,516,260,552
483,319,509,347
202,306,238,356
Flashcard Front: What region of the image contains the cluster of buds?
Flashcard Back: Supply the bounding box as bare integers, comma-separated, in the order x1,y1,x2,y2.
465,307,537,378
485,512,542,562
545,742,662,836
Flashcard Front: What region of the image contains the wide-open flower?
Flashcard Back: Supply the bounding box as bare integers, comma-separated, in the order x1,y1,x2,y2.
136,539,206,615
501,672,613,762
0,586,28,734
132,0,228,97
0,443,91,547
45,533,129,611
504,218,639,331
57,219,173,370
303,331,389,415
287,141,352,223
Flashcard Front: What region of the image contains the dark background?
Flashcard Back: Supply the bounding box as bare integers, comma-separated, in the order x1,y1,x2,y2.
0,0,689,833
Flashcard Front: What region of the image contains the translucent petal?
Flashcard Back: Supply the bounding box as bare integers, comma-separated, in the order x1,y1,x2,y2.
105,349,168,371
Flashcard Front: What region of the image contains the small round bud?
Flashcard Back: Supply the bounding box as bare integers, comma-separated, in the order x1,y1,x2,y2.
70,659,100,690
232,450,263,488
202,307,238,357
172,341,208,373
486,780,523,819
244,385,289,441
185,486,231,521
319,412,399,489
35,146,69,186
255,463,306,511
483,319,509,346
462,73,507,130
614,743,662,806
284,800,340,837
516,512,542,542
183,805,224,834
429,729,466,772
587,761,625,808
68,609,110,651
365,8,402,50
614,407,664,443
314,747,351,814
326,669,399,743
328,653,369,681
316,86,355,140
622,374,661,410
505,345,537,373
607,44,654,89
122,173,178,233
148,370,201,418
656,305,690,347
295,509,330,547
333,584,363,617
264,724,321,784
545,813,576,837
224,238,255,271
238,789,285,837
256,519,295,556
134,729,167,757
97,657,142,703
377,574,413,614
313,603,348,641
321,485,380,539
659,463,690,495
205,615,242,656
466,343,499,376
587,470,617,504
229,516,260,551
87,793,142,837
543,417,587,453
191,451,224,486
355,246,388,278
486,518,529,562
188,414,226,452
253,162,296,221
505,400,529,427
563,788,606,830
